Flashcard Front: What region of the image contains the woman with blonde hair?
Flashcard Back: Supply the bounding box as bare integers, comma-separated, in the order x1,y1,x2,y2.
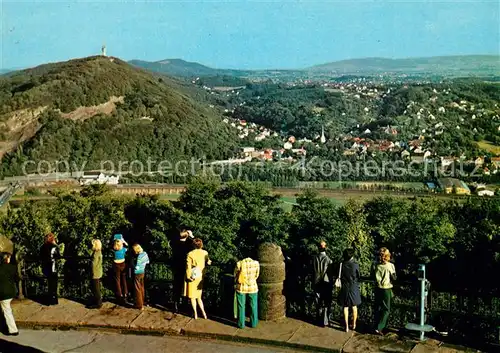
184,238,211,319
88,239,103,309
112,234,128,306
132,243,149,310
373,247,396,335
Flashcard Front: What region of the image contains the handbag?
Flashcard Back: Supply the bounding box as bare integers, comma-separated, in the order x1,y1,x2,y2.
189,266,202,281
335,263,342,288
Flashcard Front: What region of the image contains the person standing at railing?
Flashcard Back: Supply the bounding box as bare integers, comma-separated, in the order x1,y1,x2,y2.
112,234,128,306
132,244,149,310
337,248,362,332
312,240,333,327
234,252,260,329
373,247,397,336
172,229,194,313
87,239,103,309
0,252,19,336
40,233,64,306
184,238,211,320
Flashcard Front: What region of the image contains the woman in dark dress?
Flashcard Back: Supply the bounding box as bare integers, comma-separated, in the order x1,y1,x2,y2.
338,248,361,332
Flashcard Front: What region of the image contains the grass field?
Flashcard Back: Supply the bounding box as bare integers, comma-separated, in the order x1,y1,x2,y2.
6,186,475,214
278,192,456,209
477,140,500,155
298,181,426,190
155,190,461,212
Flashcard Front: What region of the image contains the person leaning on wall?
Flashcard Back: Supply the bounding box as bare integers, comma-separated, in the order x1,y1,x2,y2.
132,243,150,311
337,248,362,332
373,247,397,336
172,229,194,313
87,239,103,309
0,252,19,336
234,249,260,329
312,240,333,327
184,238,211,320
40,233,64,306
112,234,129,306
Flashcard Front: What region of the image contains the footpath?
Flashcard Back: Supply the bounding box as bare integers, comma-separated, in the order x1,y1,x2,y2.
11,299,480,353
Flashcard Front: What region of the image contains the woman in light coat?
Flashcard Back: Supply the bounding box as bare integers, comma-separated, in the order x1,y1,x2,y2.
88,239,103,309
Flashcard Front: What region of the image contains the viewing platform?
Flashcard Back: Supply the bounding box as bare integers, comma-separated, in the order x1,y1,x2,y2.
11,299,480,353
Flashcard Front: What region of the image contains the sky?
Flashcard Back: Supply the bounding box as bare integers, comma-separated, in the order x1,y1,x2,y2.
1,0,499,70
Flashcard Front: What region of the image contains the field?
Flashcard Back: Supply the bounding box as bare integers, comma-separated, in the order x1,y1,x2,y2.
6,187,469,214
297,181,426,191
477,140,500,155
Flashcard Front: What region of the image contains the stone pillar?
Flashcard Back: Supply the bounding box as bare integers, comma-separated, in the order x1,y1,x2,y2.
257,243,286,320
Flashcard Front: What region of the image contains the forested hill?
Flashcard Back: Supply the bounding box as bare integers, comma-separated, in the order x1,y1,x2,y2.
0,56,239,176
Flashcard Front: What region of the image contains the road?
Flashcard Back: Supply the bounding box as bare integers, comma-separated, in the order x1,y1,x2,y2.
0,183,21,207
0,329,305,353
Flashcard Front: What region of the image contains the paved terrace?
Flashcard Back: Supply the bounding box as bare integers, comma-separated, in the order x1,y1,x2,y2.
11,299,480,353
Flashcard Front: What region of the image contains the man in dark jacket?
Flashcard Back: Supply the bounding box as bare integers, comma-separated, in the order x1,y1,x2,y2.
40,233,64,305
172,229,194,313
0,252,19,335
312,240,333,327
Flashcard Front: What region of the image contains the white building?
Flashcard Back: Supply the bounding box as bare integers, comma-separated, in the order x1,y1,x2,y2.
478,190,495,197
80,172,119,185
255,134,266,142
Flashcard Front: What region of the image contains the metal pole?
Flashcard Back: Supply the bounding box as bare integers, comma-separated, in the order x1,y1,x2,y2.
420,271,425,340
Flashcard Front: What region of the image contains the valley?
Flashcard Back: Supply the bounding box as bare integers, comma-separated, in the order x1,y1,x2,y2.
0,55,499,193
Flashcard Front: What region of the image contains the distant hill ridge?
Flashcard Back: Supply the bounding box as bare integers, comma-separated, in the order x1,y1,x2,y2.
309,55,500,74
129,58,224,77
130,55,500,78
129,58,251,78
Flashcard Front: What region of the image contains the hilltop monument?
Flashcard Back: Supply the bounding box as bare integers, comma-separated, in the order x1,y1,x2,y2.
101,44,107,57
320,126,326,144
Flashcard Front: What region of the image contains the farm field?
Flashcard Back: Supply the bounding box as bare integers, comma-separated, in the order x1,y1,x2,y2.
6,187,470,214
477,140,500,155
297,181,426,191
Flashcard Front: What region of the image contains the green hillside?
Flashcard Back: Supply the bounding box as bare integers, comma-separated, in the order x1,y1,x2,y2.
228,80,500,158
0,56,240,176
309,55,500,76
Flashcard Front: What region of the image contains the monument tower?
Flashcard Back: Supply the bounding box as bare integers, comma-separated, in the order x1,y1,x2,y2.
101,44,107,57
320,125,326,144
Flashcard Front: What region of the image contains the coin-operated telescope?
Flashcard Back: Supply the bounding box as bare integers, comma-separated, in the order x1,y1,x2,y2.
406,264,434,341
